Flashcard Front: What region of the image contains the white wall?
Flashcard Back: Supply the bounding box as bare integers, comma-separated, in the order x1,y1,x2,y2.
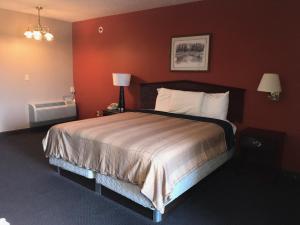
0,8,73,132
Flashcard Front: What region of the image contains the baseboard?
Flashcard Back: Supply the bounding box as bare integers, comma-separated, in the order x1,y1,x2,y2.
0,118,77,136
0,126,50,136
0,127,30,135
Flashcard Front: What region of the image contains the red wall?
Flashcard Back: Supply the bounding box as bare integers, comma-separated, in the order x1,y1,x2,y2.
73,0,300,172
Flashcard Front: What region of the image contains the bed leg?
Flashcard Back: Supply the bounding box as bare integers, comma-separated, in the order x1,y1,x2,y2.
95,183,102,195
56,166,61,175
153,210,162,223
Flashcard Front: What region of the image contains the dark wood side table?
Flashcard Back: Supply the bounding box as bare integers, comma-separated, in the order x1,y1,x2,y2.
238,127,285,178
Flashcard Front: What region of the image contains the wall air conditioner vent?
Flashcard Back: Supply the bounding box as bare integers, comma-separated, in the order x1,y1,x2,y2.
28,100,77,127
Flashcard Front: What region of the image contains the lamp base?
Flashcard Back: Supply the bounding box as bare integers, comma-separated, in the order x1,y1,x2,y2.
118,86,125,112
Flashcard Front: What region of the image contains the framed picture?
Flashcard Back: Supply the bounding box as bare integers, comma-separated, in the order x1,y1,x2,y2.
170,34,211,71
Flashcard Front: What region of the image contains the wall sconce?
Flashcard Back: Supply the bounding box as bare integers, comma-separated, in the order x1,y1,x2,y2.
257,73,282,101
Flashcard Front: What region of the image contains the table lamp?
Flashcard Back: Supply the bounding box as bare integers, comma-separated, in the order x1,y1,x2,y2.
112,73,131,112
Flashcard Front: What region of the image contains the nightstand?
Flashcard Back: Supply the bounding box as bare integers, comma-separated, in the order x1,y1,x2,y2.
102,109,120,116
238,127,285,177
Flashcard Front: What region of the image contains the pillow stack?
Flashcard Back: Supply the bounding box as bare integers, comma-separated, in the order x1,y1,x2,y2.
155,88,229,120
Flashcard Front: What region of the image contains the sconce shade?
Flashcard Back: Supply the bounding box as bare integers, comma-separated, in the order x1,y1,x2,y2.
257,73,282,93
112,73,131,87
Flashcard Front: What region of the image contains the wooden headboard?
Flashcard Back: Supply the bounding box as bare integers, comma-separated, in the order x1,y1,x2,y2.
140,80,245,123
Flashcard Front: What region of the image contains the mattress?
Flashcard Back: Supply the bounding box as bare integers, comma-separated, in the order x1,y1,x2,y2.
96,148,234,210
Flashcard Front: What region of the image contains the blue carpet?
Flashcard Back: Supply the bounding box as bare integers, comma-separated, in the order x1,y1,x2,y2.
0,130,299,225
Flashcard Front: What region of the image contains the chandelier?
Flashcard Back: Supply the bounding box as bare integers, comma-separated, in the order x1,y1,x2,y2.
24,6,54,41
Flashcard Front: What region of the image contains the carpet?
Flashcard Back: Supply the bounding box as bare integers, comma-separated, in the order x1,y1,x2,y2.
0,130,299,225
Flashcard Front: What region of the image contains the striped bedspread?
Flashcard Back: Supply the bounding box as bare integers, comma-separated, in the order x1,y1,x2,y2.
42,111,230,213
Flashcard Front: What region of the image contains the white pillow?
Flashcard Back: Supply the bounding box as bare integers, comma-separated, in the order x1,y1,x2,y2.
200,91,229,120
169,90,204,116
155,88,173,112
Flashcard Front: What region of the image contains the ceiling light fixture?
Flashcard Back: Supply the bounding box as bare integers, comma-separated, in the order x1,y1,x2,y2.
24,6,54,42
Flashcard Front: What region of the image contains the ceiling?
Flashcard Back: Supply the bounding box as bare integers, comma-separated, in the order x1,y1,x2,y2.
0,0,201,22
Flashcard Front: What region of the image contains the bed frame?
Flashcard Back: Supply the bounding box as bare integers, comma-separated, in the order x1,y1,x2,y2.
51,80,245,223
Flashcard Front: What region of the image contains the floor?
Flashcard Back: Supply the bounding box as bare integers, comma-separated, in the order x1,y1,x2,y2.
0,130,299,225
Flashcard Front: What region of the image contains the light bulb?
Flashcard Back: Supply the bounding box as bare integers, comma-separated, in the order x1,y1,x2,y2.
24,30,33,39
44,32,54,41
33,30,42,40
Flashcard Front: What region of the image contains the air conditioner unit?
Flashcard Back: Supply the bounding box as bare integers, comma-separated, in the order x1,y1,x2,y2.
29,100,77,127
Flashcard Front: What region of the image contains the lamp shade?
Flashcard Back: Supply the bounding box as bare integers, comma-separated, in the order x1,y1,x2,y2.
112,73,131,87
257,73,282,93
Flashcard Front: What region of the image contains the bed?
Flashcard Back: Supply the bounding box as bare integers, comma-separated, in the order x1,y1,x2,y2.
43,80,245,222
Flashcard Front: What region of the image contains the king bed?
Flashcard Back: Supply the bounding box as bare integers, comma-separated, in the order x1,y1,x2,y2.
42,80,245,222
